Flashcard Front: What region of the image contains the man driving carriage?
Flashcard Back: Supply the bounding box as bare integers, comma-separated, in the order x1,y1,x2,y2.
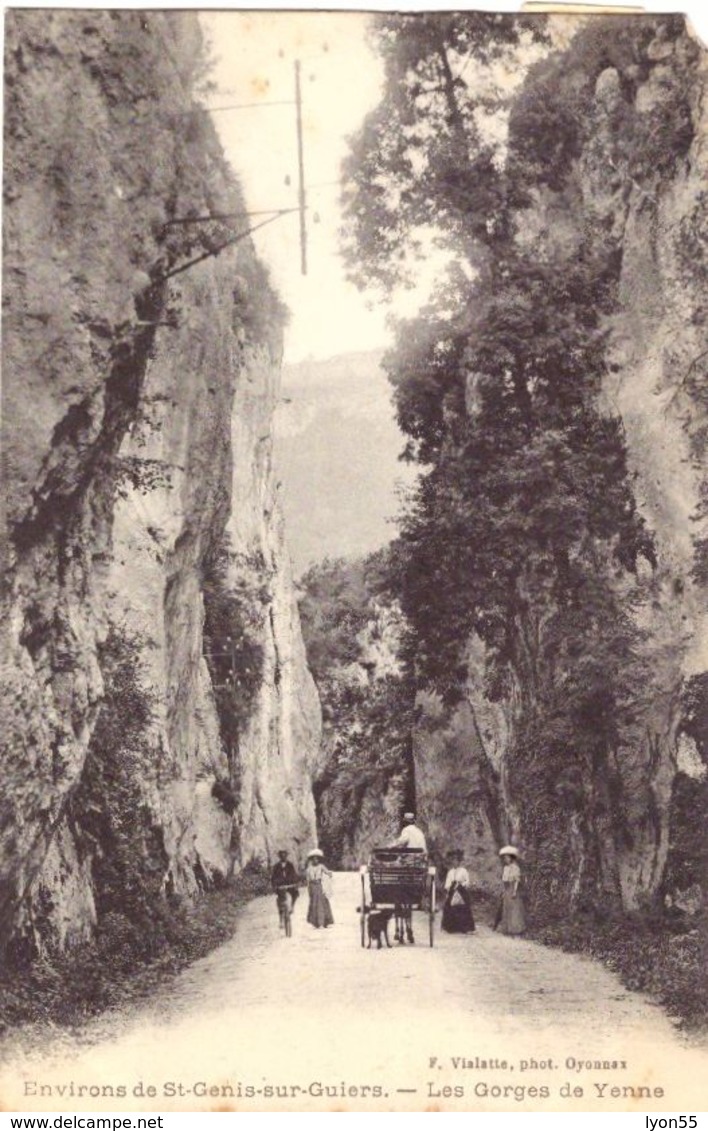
392,811,427,852
386,812,428,943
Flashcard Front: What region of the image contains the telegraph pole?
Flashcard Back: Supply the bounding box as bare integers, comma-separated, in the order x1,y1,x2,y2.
294,60,308,277
160,59,313,280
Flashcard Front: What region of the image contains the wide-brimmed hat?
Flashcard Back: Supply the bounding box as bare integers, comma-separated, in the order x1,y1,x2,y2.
499,845,519,858
403,812,415,822
307,847,324,859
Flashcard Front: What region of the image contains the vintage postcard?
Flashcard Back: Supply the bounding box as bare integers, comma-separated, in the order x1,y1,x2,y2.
1,5,707,1114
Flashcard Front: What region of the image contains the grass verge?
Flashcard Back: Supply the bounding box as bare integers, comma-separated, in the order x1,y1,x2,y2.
0,865,270,1037
530,913,708,1033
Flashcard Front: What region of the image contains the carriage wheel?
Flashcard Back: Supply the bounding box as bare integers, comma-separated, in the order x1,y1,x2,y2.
428,874,436,947
360,871,367,948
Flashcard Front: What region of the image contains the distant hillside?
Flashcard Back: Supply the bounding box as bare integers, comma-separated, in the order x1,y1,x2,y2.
275,351,416,574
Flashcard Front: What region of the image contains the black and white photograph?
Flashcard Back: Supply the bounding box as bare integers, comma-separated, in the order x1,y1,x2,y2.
1,3,707,1114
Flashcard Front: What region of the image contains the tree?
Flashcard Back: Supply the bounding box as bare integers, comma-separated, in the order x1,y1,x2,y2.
340,14,689,917
340,13,549,293
299,552,416,864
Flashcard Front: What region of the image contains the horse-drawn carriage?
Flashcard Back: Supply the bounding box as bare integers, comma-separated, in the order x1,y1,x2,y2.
359,847,436,947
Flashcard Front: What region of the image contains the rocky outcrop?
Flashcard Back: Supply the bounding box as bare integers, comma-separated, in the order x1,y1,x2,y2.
404,16,707,913
413,694,501,889
504,17,708,912
599,29,708,907
299,559,413,867
1,10,320,955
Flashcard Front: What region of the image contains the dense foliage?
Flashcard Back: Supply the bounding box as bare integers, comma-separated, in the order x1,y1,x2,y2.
70,627,168,927
664,674,708,901
298,553,415,864
202,534,270,810
341,14,702,916
532,912,708,1031
0,865,269,1034
341,13,550,292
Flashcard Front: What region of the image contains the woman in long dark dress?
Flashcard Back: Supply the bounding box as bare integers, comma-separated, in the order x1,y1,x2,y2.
305,848,334,928
441,850,475,934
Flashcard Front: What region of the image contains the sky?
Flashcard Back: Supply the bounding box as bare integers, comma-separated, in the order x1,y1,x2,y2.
200,4,708,366
200,11,389,364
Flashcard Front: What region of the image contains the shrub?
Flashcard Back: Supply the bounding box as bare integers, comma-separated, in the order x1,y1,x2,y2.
531,913,708,1031
0,872,269,1035
201,536,269,785
69,625,168,927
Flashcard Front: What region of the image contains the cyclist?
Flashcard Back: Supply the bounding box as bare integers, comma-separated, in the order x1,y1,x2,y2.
271,849,299,926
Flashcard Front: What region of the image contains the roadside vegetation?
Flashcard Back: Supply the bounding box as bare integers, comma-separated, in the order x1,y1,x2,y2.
0,864,269,1036
340,13,707,1031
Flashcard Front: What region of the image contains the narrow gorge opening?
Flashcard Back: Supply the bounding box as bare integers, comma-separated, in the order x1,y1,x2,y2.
2,8,706,1048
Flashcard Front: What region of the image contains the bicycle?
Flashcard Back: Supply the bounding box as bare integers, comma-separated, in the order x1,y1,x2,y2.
275,886,295,937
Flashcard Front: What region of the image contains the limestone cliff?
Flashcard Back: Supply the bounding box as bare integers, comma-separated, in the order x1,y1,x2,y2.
598,25,708,908
411,16,708,913
316,600,410,867
1,10,321,955
501,16,708,913
297,557,412,867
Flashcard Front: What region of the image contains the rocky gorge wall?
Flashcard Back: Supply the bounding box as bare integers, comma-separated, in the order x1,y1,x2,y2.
411,17,708,914
598,26,708,908
1,10,321,955
314,598,410,867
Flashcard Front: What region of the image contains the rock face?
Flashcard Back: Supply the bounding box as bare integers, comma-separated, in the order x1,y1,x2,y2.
504,17,708,913
315,600,410,867
598,30,708,908
413,696,501,890
296,557,413,867
1,10,321,954
403,16,707,913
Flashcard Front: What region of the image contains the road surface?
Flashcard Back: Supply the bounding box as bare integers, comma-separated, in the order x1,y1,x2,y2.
1,873,706,1112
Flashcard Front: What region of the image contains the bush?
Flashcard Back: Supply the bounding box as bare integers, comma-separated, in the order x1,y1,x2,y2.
0,870,270,1036
531,912,708,1031
212,778,238,815
69,625,168,926
202,537,269,778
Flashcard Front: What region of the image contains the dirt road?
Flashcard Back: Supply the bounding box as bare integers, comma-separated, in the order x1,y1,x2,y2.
2,873,706,1112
